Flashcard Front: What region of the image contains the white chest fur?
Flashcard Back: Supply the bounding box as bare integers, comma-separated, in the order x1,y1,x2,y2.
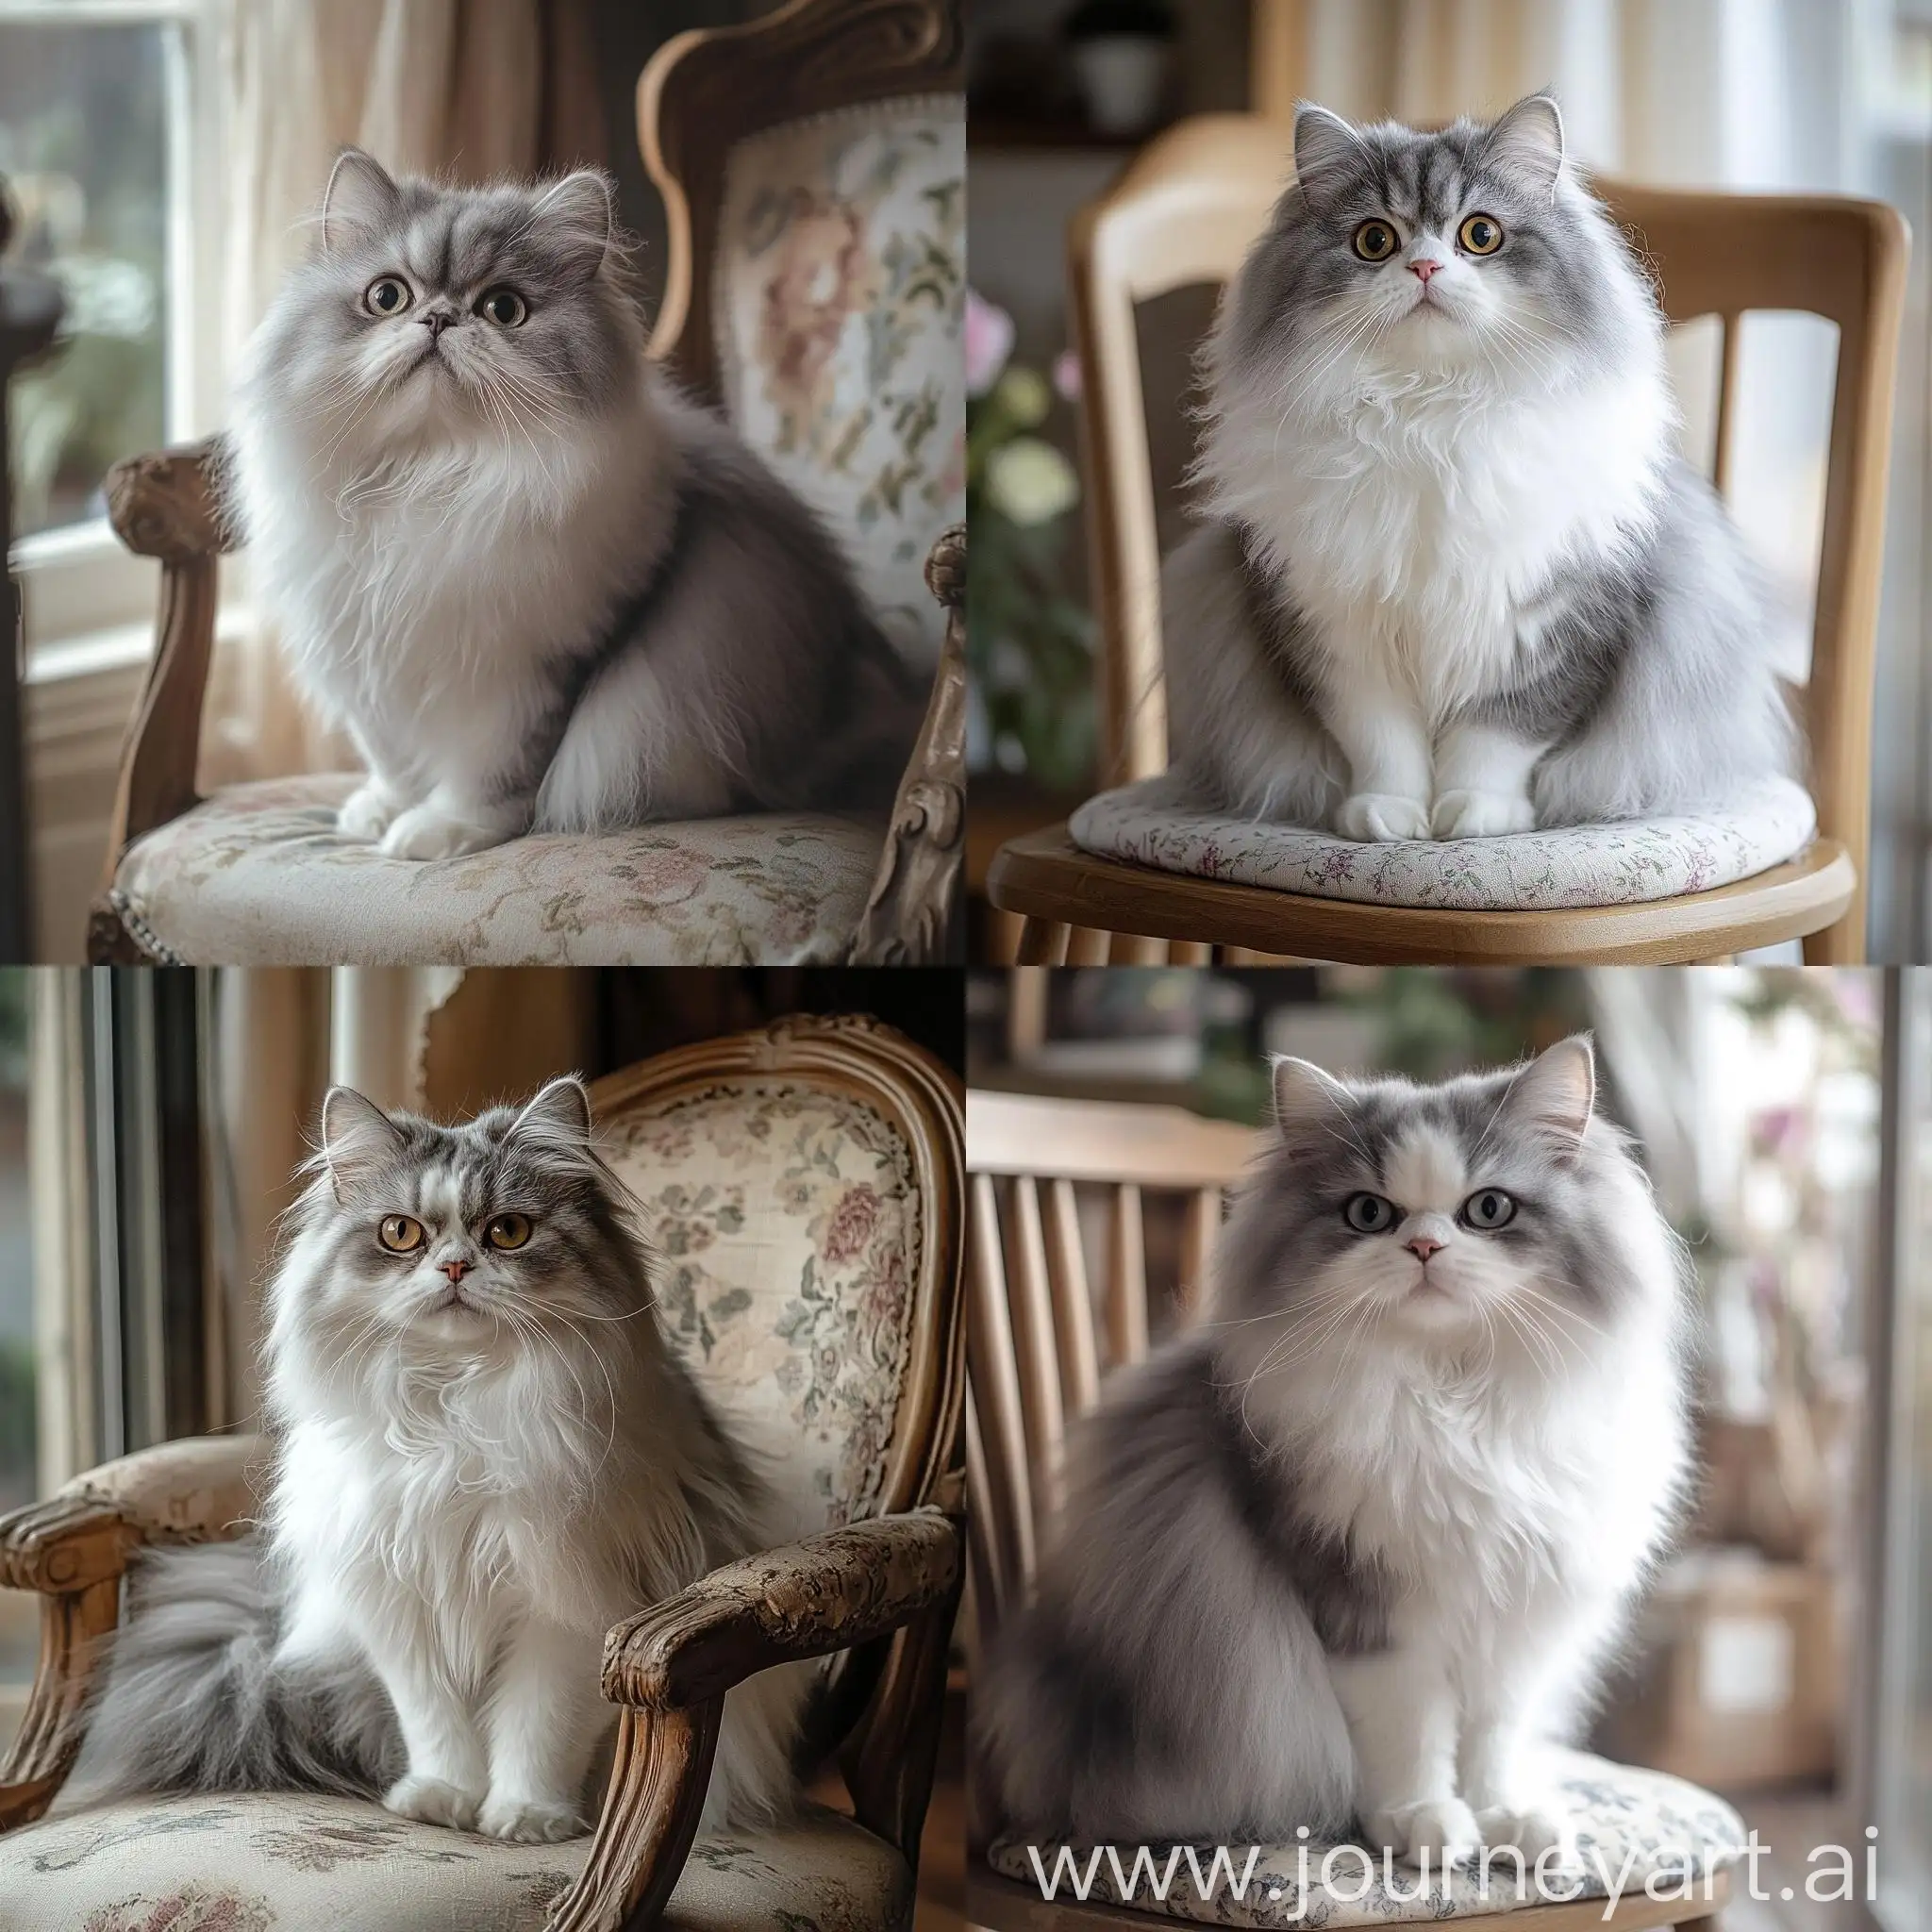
1203,359,1673,720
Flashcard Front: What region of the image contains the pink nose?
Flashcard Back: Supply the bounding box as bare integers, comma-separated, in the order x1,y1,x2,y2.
1406,1236,1444,1262
440,1258,471,1284
1408,258,1442,283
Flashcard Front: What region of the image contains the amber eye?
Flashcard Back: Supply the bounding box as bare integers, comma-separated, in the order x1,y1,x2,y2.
485,1213,533,1251
377,1214,425,1253
477,287,527,327
364,276,412,316
1352,219,1399,262
1458,213,1504,255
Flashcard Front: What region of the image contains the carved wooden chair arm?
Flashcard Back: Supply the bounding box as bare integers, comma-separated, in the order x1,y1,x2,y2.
0,1431,264,1831
546,1509,961,1932
94,436,236,911
849,525,966,966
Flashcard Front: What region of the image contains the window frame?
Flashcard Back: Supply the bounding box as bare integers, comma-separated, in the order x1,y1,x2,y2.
1,0,226,668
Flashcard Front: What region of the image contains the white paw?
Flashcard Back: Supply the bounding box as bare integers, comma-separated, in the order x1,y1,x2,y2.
1476,1803,1575,1866
477,1793,590,1842
1366,1797,1482,1870
1431,789,1536,840
337,782,401,841
1335,793,1432,842
378,807,505,862
384,1773,482,1831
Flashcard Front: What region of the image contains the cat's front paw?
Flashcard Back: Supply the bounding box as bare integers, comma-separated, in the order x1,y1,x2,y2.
378,807,507,862
1431,789,1536,839
384,1773,483,1831
338,781,403,841
1476,1803,1575,1866
477,1794,590,1842
1366,1798,1482,1870
1335,793,1432,842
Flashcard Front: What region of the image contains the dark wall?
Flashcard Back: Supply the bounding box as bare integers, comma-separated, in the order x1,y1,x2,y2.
588,0,773,319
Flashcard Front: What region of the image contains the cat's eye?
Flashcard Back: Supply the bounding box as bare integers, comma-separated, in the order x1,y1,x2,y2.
1342,1192,1397,1233
1458,213,1505,255
1352,220,1400,262
377,1214,425,1253
485,1213,533,1250
1460,1189,1517,1229
477,288,527,327
364,276,413,317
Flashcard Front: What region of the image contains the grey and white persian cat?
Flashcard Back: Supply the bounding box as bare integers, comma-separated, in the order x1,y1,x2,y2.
1168,93,1792,841
978,1040,1690,1869
229,150,922,860
74,1078,808,1840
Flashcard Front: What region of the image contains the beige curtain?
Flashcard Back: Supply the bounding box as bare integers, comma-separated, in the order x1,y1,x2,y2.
200,0,607,789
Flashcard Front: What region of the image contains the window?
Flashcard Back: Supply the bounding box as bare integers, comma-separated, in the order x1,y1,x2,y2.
1873,970,1932,1930
0,0,223,664
0,967,211,1754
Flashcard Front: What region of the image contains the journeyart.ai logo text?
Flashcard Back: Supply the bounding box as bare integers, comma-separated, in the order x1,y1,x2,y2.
1021,1829,1883,1922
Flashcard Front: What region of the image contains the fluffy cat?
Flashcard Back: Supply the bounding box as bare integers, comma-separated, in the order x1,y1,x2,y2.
228,149,922,860
1166,93,1792,841
73,1077,809,1840
977,1038,1690,1867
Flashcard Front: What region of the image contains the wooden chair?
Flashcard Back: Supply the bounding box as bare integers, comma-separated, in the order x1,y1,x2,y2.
963,1081,1731,1931
0,1014,964,1932
87,0,964,968
987,113,1909,968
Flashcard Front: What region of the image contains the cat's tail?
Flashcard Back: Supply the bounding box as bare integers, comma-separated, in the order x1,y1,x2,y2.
65,1539,400,1804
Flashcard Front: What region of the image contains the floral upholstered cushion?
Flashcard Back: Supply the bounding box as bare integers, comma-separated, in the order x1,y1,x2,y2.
986,1750,1743,1927
716,96,965,669
1,1791,909,1932
1070,774,1818,911
108,775,884,966
602,1074,922,1543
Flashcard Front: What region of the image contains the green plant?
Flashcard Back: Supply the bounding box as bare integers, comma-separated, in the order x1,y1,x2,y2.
966,291,1097,789
0,1338,34,1480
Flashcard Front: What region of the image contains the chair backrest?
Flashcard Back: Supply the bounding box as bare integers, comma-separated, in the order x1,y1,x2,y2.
638,0,965,667
1071,111,1909,942
590,1015,963,1547
963,1087,1257,1649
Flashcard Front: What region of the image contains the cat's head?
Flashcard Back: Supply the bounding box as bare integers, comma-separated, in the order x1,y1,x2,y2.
244,149,642,460
1214,1037,1681,1372
1217,93,1659,397
278,1074,655,1364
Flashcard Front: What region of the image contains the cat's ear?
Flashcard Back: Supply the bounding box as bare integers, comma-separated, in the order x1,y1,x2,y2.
1292,103,1369,208
1482,92,1566,200
320,1086,405,1199
533,170,614,282
322,147,403,254
510,1075,593,1147
1505,1035,1595,1159
1271,1057,1354,1152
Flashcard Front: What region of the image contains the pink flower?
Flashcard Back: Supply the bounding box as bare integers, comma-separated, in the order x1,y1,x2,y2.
820,1184,881,1263
966,289,1015,397
1053,347,1082,401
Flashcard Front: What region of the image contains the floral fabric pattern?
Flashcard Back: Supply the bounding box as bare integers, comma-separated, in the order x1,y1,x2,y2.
1068,774,1818,912
987,1751,1744,1927
605,1081,920,1541
110,775,884,966
6,1794,909,1932
718,97,965,669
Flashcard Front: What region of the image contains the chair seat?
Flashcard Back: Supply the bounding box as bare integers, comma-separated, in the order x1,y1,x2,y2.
3,1790,910,1932
981,1749,1741,1927
104,775,884,966
1070,774,1818,913
989,824,1856,965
